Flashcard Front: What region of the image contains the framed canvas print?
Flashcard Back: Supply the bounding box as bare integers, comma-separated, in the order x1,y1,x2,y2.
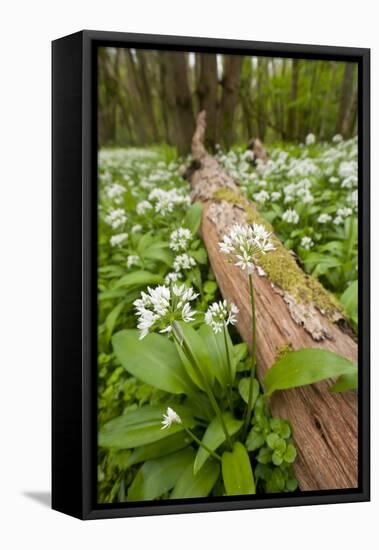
52,30,370,520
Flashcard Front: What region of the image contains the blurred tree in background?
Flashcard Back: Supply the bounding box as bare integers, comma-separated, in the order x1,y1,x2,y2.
98,47,358,153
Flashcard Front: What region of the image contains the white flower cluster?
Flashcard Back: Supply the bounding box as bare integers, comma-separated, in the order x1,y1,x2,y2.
136,200,153,215
205,300,239,334
169,227,192,252
253,190,270,204
161,407,182,430
127,255,140,269
105,182,125,204
219,223,275,275
110,232,128,247
317,213,332,224
148,188,190,216
104,208,127,229
300,236,314,250
305,133,316,145
134,284,198,339
283,208,299,224
173,253,196,272
283,179,313,204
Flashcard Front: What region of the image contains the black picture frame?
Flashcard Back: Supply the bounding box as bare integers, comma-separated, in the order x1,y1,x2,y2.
52,30,370,520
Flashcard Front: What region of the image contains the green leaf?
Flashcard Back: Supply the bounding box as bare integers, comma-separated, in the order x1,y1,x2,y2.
330,371,358,392
234,343,249,365
105,301,125,343
170,459,220,499
340,280,358,325
99,404,195,449
283,443,297,464
199,324,235,389
238,378,260,406
246,429,265,451
113,329,195,394
113,270,163,290
221,442,256,495
264,348,357,396
173,321,214,390
203,280,218,294
125,431,191,468
183,202,203,234
142,242,174,266
194,412,243,474
191,247,208,265
127,447,195,501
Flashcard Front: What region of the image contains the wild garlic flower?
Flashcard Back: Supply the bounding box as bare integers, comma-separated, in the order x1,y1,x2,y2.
173,253,196,272
305,133,316,145
349,190,358,209
283,209,300,224
105,209,127,229
148,188,190,216
161,407,182,430
253,190,270,204
337,207,352,218
300,236,314,250
110,232,128,247
271,191,281,202
131,224,142,233
169,227,192,252
333,134,343,144
133,284,198,339
205,300,239,334
317,213,332,224
136,200,153,215
164,271,182,284
105,183,125,204
219,223,275,275
127,255,140,269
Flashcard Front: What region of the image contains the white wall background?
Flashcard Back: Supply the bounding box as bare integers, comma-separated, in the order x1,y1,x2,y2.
0,1,376,548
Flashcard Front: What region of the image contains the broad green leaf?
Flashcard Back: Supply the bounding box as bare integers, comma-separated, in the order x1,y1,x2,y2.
99,404,195,449
113,329,195,394
142,242,174,266
234,343,249,365
191,247,208,265
183,202,203,234
330,371,358,392
105,300,125,343
173,321,214,391
127,447,195,501
238,378,260,407
221,442,256,496
264,348,357,396
199,324,235,389
194,412,243,474
340,280,358,325
170,459,220,499
246,429,265,451
113,270,163,289
125,431,191,468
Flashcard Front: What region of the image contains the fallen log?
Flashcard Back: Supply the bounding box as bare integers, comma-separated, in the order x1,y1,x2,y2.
189,111,358,491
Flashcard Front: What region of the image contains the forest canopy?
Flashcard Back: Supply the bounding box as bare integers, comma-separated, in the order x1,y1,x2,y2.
98,47,358,153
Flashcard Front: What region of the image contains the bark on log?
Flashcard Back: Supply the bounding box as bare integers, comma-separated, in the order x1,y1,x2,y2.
190,111,358,491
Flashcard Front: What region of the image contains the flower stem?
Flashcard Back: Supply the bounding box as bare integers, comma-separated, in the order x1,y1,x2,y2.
243,273,257,437
184,428,221,461
223,324,234,414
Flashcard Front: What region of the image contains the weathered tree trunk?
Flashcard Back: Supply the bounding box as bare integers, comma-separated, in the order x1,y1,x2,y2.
190,111,358,491
196,53,218,149
161,52,195,155
123,50,149,144
218,55,244,149
336,62,355,137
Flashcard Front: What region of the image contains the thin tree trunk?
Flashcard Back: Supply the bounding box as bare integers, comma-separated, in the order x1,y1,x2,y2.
196,53,218,149
217,55,244,148
287,59,299,141
336,62,355,137
123,50,149,144
256,57,267,141
161,52,195,155
189,112,358,491
135,50,159,142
